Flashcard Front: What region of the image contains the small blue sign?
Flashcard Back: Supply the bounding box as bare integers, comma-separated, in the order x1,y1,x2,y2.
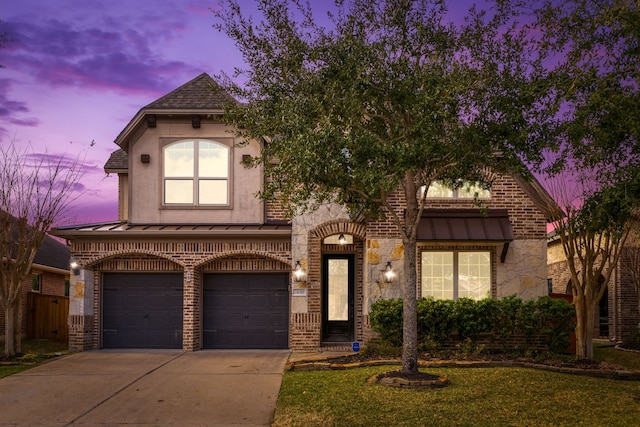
352,342,360,352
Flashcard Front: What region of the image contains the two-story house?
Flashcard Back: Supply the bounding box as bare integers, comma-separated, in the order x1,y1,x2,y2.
53,73,557,352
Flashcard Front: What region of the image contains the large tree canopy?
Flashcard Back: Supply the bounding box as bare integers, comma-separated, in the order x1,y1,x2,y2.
214,0,556,373
539,0,640,180
537,0,640,359
215,0,552,220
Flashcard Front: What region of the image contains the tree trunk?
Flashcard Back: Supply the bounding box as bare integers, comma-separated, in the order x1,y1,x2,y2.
401,233,419,374
4,304,15,358
15,292,22,355
574,297,595,360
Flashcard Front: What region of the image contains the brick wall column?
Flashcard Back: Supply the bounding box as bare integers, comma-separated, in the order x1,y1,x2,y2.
182,267,199,351
68,268,95,351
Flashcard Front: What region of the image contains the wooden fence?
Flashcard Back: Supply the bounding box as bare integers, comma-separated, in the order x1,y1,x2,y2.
27,292,69,342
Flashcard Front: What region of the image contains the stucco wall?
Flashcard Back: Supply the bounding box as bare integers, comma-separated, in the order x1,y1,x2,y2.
127,118,264,224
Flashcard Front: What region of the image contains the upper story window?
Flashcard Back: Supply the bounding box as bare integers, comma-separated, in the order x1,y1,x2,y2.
163,140,229,206
423,180,491,199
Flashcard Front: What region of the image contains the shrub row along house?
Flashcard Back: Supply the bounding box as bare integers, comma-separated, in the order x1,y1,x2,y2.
53,73,561,352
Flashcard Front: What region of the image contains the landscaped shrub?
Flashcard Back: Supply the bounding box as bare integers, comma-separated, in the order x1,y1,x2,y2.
488,295,523,351
369,295,576,355
534,296,576,354
368,298,403,347
452,297,493,343
416,298,455,349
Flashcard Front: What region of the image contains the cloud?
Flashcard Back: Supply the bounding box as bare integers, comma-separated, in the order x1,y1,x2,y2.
0,79,38,123
2,11,203,97
0,79,39,139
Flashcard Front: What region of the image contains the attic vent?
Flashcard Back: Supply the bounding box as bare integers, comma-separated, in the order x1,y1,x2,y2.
192,115,201,128
146,115,157,128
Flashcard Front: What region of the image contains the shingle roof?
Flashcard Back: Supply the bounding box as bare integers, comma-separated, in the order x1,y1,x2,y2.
104,149,128,173
3,211,70,271
114,73,238,149
142,73,236,111
33,234,70,271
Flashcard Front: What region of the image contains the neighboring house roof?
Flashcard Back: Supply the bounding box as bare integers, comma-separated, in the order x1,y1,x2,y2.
53,221,291,238
2,211,70,273
114,73,237,150
104,149,128,174
34,234,71,272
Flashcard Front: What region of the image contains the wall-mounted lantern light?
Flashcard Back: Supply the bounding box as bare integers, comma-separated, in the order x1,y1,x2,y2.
338,233,346,245
293,260,306,282
70,256,80,276
382,261,396,283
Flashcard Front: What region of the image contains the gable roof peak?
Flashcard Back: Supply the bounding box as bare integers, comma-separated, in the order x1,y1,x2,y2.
114,73,237,149
142,72,236,111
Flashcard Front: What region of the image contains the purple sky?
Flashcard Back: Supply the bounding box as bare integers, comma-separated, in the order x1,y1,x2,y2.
2,1,550,227
0,0,257,226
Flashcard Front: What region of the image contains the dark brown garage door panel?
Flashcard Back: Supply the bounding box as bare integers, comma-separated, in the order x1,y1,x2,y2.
103,273,183,349
203,273,289,349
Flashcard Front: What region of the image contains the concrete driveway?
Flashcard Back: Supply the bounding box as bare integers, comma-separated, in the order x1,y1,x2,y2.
0,349,290,426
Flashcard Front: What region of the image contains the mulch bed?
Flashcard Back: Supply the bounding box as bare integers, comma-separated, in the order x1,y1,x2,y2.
291,349,640,381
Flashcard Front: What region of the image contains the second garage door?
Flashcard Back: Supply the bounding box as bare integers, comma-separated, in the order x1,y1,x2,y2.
103,273,183,349
203,273,288,349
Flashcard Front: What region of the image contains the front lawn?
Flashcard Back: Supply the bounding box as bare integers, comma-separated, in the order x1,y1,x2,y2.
595,343,640,371
0,339,68,378
274,348,640,427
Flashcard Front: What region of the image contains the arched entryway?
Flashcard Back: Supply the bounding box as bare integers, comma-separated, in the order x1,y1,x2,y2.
307,221,367,349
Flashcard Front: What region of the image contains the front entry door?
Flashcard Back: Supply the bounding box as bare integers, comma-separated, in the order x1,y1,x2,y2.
322,254,354,342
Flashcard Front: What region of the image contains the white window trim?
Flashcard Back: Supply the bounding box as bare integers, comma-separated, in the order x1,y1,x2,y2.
161,138,233,208
420,249,493,300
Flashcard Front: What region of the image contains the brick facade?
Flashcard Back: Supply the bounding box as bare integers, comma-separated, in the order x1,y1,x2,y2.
547,239,640,343
66,239,291,352
54,73,557,354
0,269,68,340
287,173,550,351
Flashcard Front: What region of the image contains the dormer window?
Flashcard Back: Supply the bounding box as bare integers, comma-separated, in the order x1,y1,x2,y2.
163,139,230,206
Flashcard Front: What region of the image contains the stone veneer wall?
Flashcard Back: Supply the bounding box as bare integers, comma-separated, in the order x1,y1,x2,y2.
290,204,368,350
67,240,290,352
289,173,551,350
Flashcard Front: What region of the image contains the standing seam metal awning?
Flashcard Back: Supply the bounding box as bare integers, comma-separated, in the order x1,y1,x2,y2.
417,209,514,263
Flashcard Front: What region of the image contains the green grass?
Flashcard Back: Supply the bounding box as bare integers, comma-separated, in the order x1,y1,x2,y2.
594,343,640,371
275,347,640,427
0,339,68,379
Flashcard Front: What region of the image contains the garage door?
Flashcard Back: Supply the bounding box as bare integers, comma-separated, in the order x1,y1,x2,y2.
203,273,288,349
103,273,183,349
